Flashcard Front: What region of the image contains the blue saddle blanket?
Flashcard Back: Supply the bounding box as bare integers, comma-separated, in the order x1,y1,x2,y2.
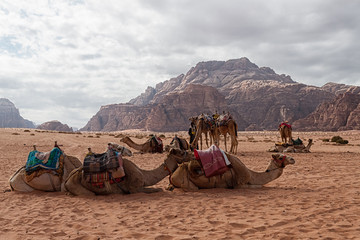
25,148,63,173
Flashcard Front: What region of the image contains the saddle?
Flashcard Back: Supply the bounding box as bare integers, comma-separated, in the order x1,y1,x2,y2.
194,145,230,177
83,146,125,188
25,146,64,174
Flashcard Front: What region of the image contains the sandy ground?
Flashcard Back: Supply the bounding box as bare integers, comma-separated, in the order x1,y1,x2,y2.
0,128,359,240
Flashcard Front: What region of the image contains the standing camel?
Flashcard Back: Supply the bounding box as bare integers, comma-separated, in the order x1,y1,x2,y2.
216,114,238,154
190,114,217,150
278,122,292,144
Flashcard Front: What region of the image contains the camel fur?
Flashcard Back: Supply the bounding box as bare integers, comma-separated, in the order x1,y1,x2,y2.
120,136,163,153
64,149,185,196
164,135,190,152
279,122,293,144
167,150,295,191
190,114,217,150
216,118,238,154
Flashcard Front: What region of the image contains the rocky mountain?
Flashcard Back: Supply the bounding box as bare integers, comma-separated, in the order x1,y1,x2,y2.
293,92,360,131
0,98,35,128
81,57,360,132
37,120,73,132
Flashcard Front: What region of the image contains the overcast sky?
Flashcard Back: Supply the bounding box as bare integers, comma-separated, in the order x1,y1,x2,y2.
1,0,359,129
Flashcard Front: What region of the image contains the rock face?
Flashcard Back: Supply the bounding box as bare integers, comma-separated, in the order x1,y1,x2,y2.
0,98,35,128
37,120,73,132
81,57,360,132
293,92,360,131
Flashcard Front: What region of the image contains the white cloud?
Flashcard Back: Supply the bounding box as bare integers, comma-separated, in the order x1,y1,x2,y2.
0,0,359,128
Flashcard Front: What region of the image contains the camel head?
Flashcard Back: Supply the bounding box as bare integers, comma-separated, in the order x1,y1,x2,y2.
167,149,194,164
267,153,295,171
108,142,133,156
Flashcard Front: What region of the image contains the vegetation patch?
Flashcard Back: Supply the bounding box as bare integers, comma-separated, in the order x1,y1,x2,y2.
331,136,349,144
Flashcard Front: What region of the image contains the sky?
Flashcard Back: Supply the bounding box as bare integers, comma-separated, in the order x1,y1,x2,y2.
1,0,359,129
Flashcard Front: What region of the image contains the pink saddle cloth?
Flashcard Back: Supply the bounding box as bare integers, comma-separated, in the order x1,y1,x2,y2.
194,145,229,177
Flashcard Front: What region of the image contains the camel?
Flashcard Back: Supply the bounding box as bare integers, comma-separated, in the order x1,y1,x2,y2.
190,114,217,150
167,150,295,191
164,135,190,152
64,149,186,195
9,144,82,192
8,142,132,193
216,115,238,154
269,139,313,153
279,122,292,144
120,136,163,153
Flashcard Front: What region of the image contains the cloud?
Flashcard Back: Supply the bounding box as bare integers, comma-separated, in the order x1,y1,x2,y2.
0,0,359,128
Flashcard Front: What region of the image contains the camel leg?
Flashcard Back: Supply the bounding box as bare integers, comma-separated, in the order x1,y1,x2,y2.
64,168,95,196
223,133,228,152
205,132,209,148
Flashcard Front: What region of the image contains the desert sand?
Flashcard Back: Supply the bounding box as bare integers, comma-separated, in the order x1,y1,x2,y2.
0,128,359,239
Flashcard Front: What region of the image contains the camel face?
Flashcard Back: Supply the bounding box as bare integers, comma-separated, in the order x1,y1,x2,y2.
271,153,295,168
168,149,194,163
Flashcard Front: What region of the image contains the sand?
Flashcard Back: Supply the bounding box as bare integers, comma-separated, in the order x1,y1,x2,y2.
0,128,359,240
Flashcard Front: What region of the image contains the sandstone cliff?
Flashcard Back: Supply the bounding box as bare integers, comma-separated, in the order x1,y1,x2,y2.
0,98,35,128
293,92,360,131
81,57,360,132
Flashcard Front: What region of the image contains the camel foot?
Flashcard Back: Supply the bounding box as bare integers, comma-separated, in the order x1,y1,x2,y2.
166,184,175,191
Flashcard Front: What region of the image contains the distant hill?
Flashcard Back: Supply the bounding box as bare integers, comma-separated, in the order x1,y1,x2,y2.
37,120,73,132
0,98,35,128
81,57,360,132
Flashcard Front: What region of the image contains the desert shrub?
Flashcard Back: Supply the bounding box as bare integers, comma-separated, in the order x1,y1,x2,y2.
12,133,20,135
24,129,31,132
159,134,166,138
322,138,330,142
331,136,348,144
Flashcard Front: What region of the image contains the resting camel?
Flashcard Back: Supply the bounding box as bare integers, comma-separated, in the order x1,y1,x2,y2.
190,114,217,150
64,149,186,195
164,135,190,152
8,142,132,193
167,150,295,191
216,115,238,154
9,144,82,192
120,136,163,153
279,122,292,144
269,139,313,153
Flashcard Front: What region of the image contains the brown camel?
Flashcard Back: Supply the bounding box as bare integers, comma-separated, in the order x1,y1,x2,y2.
269,139,313,153
167,150,295,191
216,115,238,154
9,144,82,192
190,114,217,150
120,136,163,153
164,135,190,152
279,122,293,144
64,149,186,195
8,143,132,193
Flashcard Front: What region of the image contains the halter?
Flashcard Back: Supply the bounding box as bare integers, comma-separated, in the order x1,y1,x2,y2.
266,155,286,172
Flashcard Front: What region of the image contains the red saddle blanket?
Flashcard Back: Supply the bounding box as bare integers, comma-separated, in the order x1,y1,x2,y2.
194,145,229,177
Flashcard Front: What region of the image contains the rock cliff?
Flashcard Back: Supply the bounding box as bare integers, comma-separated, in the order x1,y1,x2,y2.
293,92,360,131
81,58,360,132
0,98,35,128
